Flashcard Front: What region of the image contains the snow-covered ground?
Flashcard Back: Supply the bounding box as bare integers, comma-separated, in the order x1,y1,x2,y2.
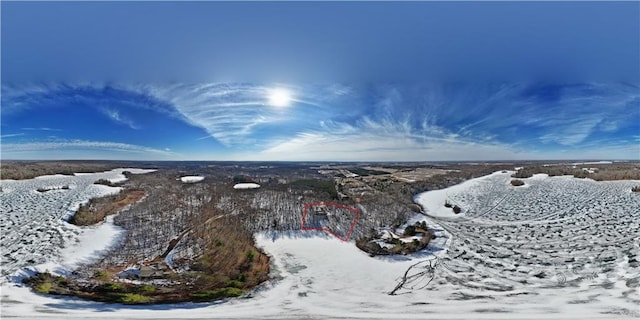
0,168,154,279
571,161,614,165
233,182,261,189
2,170,639,319
179,176,205,183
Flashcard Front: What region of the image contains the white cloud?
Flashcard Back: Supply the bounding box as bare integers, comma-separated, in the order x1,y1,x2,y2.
1,139,174,159
256,132,638,161
144,84,284,145
103,109,139,129
255,118,524,161
142,83,350,146
0,133,25,139
538,118,601,146
257,134,517,161
254,115,640,161
3,82,637,161
21,127,62,132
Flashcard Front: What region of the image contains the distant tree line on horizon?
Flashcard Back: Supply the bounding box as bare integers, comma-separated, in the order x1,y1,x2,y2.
511,163,640,181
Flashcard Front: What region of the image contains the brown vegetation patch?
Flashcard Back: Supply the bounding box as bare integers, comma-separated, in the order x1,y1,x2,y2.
69,189,145,226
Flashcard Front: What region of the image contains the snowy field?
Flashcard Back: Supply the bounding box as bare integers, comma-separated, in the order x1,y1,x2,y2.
233,182,261,189
180,176,205,183
2,170,639,319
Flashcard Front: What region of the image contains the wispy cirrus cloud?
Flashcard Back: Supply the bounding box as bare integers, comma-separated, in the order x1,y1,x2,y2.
143,83,346,146
256,117,525,161
21,127,62,132
1,139,174,160
253,83,640,161
142,83,281,145
2,83,183,120
537,117,603,146
0,133,25,139
103,109,139,129
1,82,638,161
256,119,639,161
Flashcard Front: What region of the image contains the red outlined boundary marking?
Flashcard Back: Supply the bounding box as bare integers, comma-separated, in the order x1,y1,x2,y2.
301,202,360,242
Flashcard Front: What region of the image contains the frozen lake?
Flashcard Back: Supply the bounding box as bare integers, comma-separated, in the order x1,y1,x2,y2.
0,168,155,279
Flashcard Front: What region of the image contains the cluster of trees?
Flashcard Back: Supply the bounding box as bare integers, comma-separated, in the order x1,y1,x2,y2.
290,179,338,199
0,161,125,180
347,167,389,176
356,221,433,256
512,164,640,181
69,189,144,226
94,179,118,187
23,272,159,304
232,175,256,183
369,164,509,201
30,170,274,304
36,185,69,192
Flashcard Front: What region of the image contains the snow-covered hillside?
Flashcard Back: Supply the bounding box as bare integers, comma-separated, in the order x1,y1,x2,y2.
2,170,639,319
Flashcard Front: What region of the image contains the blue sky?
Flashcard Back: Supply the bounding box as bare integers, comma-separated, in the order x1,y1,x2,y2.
1,2,639,161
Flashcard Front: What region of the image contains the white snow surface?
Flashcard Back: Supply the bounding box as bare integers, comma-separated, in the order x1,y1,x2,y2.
571,161,613,165
0,168,152,279
109,169,156,184
233,182,261,189
179,176,205,183
2,170,640,319
412,172,512,218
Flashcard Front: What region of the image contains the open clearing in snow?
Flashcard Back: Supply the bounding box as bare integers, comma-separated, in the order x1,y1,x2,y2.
179,176,205,183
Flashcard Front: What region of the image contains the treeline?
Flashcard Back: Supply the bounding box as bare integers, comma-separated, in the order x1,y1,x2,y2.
370,164,508,201
94,179,118,187
69,189,145,226
290,179,338,199
0,161,126,180
347,167,389,176
512,164,640,181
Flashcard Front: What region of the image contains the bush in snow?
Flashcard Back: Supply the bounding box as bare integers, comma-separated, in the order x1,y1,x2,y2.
404,225,417,236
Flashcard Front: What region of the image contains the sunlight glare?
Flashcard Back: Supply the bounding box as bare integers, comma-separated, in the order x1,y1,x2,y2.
267,88,292,107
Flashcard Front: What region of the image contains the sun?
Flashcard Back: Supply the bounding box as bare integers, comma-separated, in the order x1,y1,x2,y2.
267,88,292,107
